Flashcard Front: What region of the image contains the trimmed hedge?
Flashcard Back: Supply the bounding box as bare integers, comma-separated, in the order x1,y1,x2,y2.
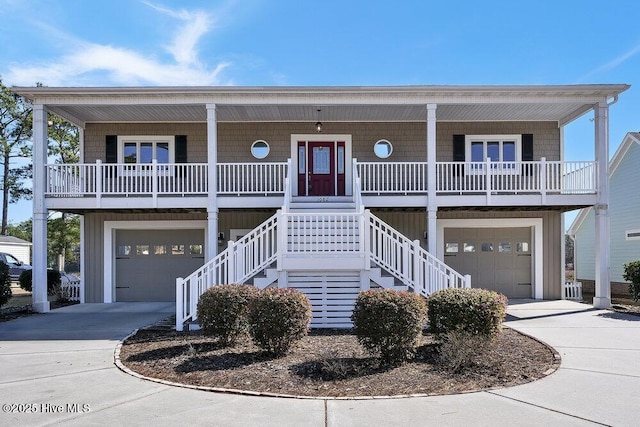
622,260,640,301
0,262,11,307
248,288,312,356
427,288,507,338
197,284,259,346
351,289,427,365
18,269,61,296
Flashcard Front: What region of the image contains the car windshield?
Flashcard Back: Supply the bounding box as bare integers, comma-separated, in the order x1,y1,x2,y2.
5,254,19,264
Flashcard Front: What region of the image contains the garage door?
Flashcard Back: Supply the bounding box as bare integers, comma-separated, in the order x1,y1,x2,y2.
115,229,205,302
443,227,532,298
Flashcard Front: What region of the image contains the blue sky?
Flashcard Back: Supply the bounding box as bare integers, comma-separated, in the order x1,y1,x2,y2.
1,0,638,226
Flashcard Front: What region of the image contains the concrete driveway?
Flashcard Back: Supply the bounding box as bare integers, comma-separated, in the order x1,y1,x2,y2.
0,300,638,426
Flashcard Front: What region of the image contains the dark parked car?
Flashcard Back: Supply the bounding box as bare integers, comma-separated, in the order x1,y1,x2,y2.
0,252,32,281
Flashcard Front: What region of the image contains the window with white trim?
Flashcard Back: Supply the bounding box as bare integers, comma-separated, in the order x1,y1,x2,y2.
465,135,521,173
626,229,640,240
118,136,175,164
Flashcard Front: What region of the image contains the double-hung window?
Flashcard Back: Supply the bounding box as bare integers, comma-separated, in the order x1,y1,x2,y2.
466,135,521,174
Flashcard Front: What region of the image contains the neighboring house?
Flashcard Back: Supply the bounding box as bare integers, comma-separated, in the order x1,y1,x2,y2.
14,84,628,327
0,236,32,265
569,132,640,294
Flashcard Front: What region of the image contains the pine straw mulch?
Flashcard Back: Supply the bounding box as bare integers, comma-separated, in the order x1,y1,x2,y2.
118,326,559,398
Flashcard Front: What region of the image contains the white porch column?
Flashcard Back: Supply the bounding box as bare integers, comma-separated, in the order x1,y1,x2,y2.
426,104,438,255
593,101,611,309
206,103,219,261
32,104,49,312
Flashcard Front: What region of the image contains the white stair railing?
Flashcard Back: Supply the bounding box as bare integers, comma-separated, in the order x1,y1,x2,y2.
177,201,470,329
366,210,470,297
176,212,279,330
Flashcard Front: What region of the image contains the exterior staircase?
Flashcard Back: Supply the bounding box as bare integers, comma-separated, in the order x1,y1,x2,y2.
175,165,470,331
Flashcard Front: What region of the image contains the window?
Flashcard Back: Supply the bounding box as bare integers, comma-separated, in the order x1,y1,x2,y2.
251,140,270,159
466,135,521,173
464,243,476,252
374,139,393,158
626,230,640,241
445,243,459,253
481,243,494,252
118,136,174,164
498,243,512,253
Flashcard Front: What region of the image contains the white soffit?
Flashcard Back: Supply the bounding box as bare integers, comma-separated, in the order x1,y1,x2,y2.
16,84,630,124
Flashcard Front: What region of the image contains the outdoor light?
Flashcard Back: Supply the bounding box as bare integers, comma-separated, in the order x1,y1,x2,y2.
315,108,323,133
218,232,225,245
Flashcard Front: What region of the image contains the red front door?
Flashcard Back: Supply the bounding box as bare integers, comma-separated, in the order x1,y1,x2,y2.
308,142,335,196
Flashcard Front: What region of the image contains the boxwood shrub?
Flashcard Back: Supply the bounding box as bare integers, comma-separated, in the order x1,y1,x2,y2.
18,269,61,296
351,289,427,365
427,288,507,339
0,261,11,307
248,288,312,356
197,284,259,346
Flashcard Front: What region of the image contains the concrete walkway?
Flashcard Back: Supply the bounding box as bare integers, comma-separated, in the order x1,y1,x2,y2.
0,300,638,426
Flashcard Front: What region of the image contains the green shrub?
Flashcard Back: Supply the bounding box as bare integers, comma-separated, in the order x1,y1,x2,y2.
196,284,259,346
622,260,640,301
18,269,62,296
248,288,312,356
0,262,11,308
427,288,507,339
351,289,427,365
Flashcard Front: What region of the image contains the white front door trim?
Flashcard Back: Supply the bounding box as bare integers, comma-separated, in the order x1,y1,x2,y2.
103,220,207,303
290,134,353,197
436,218,544,299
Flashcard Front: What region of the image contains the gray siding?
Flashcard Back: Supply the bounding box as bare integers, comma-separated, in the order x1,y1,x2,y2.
83,121,560,164
83,212,207,303
575,142,640,283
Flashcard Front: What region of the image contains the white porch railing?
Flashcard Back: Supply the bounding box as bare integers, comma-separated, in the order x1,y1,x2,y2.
176,209,469,330
46,161,289,198
46,161,209,197
357,162,428,194
354,159,597,195
217,162,288,195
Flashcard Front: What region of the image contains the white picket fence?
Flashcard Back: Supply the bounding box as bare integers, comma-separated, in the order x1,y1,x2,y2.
564,281,583,301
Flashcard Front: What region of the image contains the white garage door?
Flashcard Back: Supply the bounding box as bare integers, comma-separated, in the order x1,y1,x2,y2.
115,229,205,302
443,227,532,298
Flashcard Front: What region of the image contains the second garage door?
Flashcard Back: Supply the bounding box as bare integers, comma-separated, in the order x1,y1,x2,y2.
115,229,205,302
443,227,532,298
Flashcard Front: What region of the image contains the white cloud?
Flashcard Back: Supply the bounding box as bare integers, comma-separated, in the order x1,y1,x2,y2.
577,42,640,82
5,2,230,86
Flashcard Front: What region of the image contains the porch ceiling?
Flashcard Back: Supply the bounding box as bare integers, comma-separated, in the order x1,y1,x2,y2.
14,84,630,126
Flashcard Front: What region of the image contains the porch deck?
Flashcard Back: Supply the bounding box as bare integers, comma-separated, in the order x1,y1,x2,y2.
45,159,597,210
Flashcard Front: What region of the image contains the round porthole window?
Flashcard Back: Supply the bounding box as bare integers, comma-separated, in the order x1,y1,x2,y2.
374,139,393,158
251,140,270,159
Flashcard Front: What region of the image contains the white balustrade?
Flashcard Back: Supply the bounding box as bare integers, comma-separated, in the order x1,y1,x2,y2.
217,162,287,194
357,162,428,194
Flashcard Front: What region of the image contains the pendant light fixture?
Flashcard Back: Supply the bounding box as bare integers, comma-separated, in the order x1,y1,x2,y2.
315,108,323,133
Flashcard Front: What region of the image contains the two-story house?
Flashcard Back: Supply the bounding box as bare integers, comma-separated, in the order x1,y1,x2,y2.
15,84,628,329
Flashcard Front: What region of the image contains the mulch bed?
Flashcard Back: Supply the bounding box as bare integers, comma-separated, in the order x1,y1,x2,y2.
119,326,559,398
